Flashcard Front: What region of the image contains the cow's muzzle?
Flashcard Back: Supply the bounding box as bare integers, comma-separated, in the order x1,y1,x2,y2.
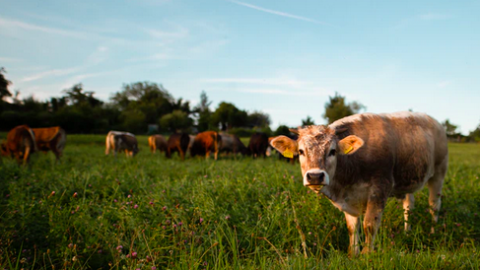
304,169,329,186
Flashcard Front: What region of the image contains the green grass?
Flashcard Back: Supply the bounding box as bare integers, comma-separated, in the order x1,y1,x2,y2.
0,135,479,269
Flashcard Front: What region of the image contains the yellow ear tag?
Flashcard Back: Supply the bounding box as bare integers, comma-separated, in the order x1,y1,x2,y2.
344,145,353,154
283,149,294,158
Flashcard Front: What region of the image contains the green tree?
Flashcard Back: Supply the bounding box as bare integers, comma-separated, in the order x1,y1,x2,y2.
159,110,193,133
194,91,213,132
111,82,174,125
469,123,480,142
0,67,12,101
211,102,248,131
442,119,458,136
247,111,271,128
301,116,315,126
62,83,103,107
323,92,365,124
274,125,291,136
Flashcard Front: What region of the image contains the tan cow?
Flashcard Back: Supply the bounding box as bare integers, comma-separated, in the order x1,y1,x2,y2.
105,131,135,155
1,125,37,164
31,126,66,161
270,112,448,256
148,135,167,154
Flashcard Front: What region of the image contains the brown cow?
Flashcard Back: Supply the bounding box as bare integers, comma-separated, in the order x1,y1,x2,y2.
31,126,66,161
248,132,268,158
166,133,190,160
190,131,221,160
1,125,37,164
270,112,448,256
114,134,139,157
148,135,167,154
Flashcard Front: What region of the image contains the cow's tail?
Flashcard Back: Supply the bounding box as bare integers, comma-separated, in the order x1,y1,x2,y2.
214,132,220,160
27,127,38,152
57,128,66,152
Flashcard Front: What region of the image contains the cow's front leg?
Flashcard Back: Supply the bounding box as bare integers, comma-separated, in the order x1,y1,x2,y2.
362,188,388,254
345,213,360,257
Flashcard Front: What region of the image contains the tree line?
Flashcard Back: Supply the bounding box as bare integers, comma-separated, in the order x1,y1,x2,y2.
1,67,479,141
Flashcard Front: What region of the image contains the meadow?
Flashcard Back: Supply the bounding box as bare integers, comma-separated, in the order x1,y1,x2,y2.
0,134,479,269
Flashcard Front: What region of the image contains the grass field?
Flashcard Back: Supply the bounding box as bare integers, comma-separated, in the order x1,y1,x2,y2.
1,134,479,269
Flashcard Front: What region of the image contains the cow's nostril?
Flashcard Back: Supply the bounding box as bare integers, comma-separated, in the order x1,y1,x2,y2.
307,172,325,182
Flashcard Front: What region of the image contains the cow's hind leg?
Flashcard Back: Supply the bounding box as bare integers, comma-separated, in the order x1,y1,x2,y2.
345,213,360,257
362,185,389,254
403,193,415,231
428,158,447,233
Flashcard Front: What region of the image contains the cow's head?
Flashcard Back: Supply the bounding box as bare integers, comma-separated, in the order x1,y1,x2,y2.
132,144,139,156
270,126,364,191
1,142,8,156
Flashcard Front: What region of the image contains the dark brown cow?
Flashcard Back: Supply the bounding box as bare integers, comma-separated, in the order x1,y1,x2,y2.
166,133,190,160
248,132,269,158
114,134,139,157
270,112,448,256
148,135,167,154
219,132,247,156
1,125,37,164
190,131,221,160
31,126,66,161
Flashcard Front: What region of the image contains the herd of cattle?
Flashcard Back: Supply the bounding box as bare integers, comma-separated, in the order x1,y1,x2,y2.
0,125,292,164
106,130,287,161
1,112,450,256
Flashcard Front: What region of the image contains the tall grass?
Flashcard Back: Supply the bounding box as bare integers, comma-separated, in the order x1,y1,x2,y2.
0,136,479,269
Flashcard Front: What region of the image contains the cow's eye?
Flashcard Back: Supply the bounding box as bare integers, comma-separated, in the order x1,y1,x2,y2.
328,149,336,157
298,149,304,155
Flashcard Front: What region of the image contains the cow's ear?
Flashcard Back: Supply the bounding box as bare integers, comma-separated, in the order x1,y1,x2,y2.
270,136,298,156
338,135,364,155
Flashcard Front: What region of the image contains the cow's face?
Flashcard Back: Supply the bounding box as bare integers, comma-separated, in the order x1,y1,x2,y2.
132,144,139,156
270,126,364,192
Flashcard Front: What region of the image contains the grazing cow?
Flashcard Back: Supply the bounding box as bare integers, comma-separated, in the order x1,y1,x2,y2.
113,134,139,157
270,112,448,256
148,135,167,154
219,132,248,156
248,132,269,158
190,131,221,160
1,125,37,164
105,131,135,155
166,133,190,160
31,126,66,161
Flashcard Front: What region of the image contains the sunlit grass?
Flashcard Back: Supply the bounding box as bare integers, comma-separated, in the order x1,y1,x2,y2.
1,136,479,269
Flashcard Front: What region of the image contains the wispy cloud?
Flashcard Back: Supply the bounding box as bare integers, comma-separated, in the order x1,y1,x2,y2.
0,16,89,39
437,80,452,88
419,13,451,21
201,77,311,88
20,46,110,82
238,88,328,96
226,0,330,25
21,67,81,82
0,57,23,63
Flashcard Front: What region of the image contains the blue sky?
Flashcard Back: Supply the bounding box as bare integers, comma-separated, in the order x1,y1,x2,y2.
1,0,479,134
